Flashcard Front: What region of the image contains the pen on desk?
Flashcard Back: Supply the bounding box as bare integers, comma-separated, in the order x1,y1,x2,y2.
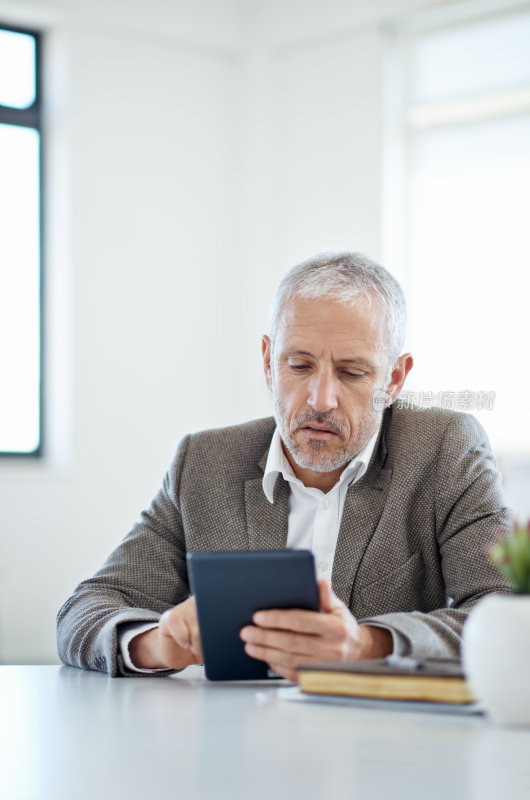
386,655,426,671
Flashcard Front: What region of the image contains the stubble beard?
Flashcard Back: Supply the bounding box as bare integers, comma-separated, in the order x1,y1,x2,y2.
273,397,381,474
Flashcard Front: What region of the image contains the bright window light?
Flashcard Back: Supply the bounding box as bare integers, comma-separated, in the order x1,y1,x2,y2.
0,24,41,455
406,113,530,455
407,10,530,104
390,6,530,457
0,28,36,109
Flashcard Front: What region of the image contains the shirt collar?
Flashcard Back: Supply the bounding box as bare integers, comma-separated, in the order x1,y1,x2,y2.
262,422,380,503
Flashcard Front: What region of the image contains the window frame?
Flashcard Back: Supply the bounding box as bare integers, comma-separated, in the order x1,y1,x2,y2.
0,21,43,457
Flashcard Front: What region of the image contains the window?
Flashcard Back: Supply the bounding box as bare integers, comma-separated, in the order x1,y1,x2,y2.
385,3,530,457
0,23,42,455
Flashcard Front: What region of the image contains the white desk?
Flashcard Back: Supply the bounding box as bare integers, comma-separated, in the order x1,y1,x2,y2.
1,665,529,800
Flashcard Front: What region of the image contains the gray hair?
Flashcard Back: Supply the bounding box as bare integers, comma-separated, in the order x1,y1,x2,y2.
269,251,406,369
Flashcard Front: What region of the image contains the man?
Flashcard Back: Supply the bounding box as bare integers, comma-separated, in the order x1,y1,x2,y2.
57,251,510,678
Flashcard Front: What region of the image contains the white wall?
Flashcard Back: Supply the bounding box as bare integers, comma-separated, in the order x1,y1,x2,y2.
0,0,246,664
235,0,432,416
0,0,463,664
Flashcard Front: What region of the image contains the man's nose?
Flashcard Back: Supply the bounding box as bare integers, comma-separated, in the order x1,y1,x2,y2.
307,370,339,412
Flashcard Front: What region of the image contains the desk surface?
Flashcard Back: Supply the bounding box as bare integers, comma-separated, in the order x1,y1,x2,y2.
1,665,529,800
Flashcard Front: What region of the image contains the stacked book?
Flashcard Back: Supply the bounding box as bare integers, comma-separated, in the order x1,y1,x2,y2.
296,656,475,705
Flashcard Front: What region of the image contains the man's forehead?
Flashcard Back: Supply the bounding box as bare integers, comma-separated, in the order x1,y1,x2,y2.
277,295,386,343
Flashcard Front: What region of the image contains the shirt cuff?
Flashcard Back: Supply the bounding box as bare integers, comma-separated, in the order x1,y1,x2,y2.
119,621,167,673
363,622,410,656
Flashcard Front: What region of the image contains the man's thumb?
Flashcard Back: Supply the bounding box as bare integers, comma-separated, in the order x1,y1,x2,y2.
318,578,343,613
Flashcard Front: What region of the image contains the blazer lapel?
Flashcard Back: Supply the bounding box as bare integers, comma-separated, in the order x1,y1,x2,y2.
245,452,289,550
332,467,393,607
332,412,393,608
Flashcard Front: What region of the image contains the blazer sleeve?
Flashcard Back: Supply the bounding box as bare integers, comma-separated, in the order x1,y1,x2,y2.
360,412,512,659
56,435,192,677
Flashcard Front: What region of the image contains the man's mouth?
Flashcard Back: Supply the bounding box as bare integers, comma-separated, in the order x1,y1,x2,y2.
300,424,339,439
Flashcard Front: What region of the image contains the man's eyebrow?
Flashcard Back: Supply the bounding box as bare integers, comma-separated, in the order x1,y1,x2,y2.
339,358,375,370
286,351,375,370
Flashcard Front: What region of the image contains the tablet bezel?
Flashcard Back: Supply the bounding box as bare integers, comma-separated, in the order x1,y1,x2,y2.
187,549,319,681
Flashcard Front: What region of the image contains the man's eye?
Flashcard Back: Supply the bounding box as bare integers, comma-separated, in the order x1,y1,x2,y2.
343,371,364,379
289,363,309,371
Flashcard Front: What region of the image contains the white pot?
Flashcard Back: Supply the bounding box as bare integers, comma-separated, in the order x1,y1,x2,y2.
462,593,530,726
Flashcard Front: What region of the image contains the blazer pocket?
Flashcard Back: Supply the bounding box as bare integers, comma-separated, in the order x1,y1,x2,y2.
354,551,425,617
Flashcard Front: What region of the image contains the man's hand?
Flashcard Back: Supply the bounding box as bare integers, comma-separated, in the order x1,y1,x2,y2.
239,578,392,682
128,596,203,671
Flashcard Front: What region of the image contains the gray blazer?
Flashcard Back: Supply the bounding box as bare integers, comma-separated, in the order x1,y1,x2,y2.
57,405,511,676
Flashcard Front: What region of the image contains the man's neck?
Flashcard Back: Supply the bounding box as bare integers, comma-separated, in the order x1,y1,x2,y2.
282,447,345,493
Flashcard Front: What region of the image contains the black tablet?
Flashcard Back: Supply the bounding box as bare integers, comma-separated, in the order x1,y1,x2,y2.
187,549,319,681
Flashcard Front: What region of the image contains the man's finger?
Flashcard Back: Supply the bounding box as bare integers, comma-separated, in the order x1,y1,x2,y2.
268,663,298,682
317,578,344,613
188,622,203,660
245,640,345,672
242,623,350,662
252,609,319,633
183,598,203,659
160,600,202,659
241,626,319,656
160,610,191,649
252,607,345,638
244,642,300,668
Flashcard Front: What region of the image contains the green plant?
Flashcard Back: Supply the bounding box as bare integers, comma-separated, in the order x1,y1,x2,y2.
491,523,530,594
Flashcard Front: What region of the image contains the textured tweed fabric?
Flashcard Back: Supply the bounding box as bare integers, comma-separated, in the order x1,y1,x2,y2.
56,405,511,676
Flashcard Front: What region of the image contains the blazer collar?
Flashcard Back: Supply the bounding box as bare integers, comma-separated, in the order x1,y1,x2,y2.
244,470,289,550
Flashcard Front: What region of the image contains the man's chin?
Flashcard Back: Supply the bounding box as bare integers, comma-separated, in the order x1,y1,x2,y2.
290,445,350,474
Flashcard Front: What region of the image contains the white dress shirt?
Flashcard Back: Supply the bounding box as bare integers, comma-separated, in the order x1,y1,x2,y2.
262,425,380,582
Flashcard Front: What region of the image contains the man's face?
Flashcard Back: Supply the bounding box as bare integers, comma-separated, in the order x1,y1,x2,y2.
263,295,408,488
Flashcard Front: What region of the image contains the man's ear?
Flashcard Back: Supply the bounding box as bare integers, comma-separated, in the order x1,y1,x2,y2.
385,353,413,404
262,335,273,392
